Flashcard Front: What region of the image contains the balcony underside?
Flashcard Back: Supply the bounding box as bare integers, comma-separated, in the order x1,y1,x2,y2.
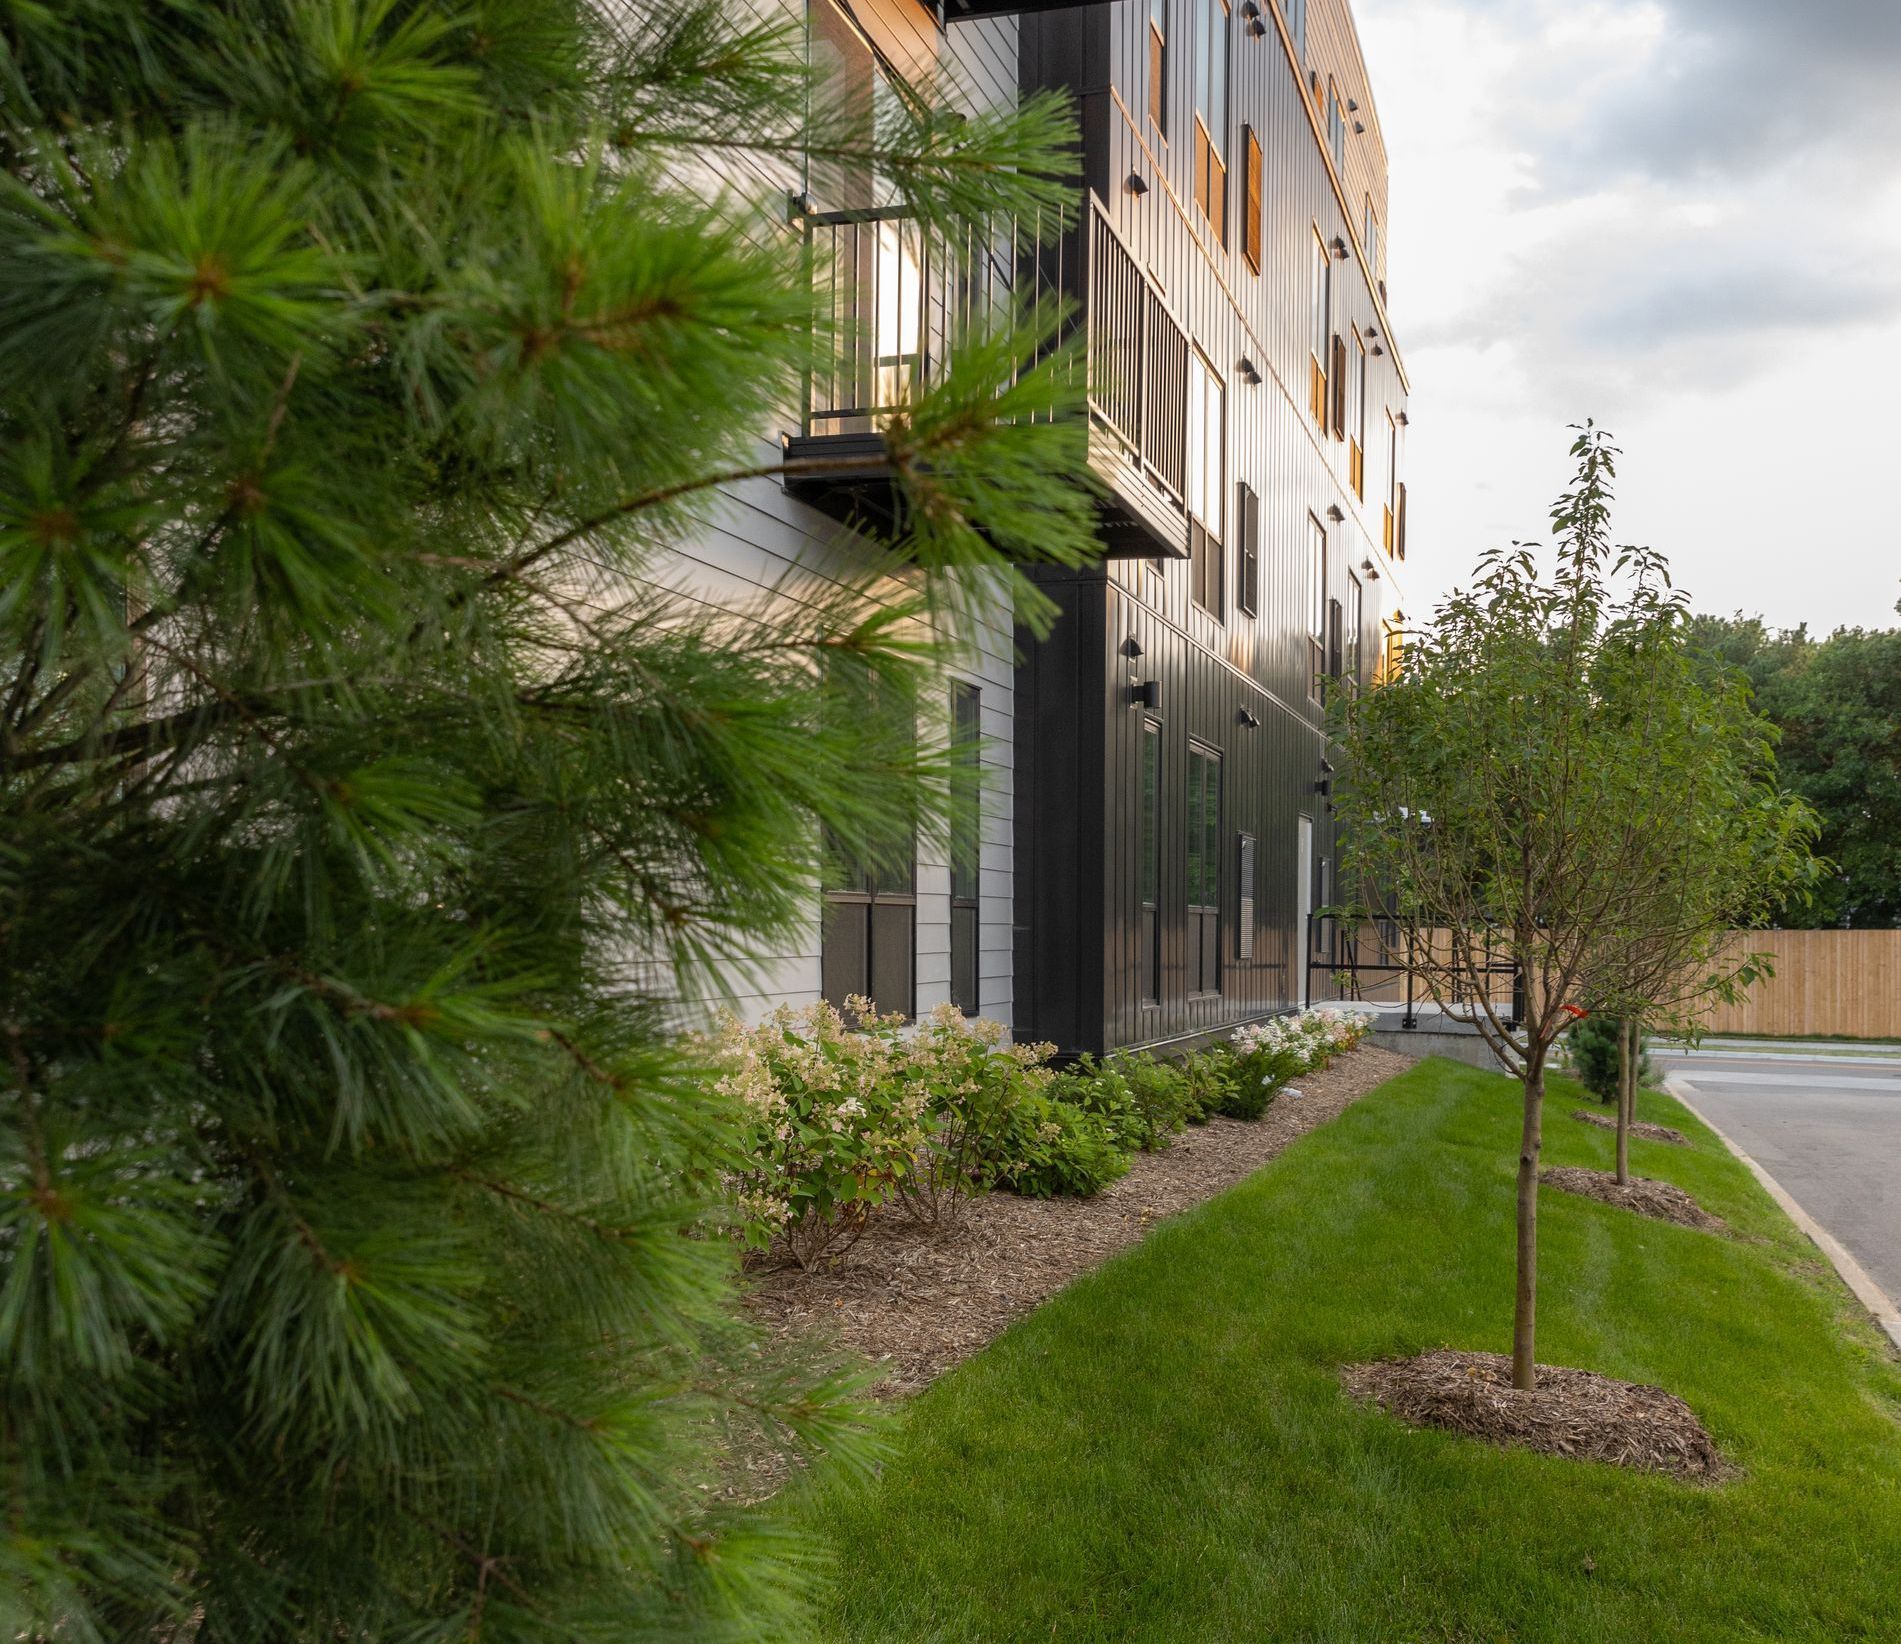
784,429,1189,560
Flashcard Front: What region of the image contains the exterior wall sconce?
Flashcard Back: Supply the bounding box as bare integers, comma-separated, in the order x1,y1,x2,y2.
1126,173,1149,197
1353,120,1366,134
1361,557,1379,580
1314,776,1333,797
1131,679,1161,710
1326,503,1345,522
1370,344,1385,356
1396,410,1410,426
1249,18,1267,35
1238,707,1261,728
1331,235,1349,258
785,190,814,222
1347,97,1360,112
1238,356,1261,384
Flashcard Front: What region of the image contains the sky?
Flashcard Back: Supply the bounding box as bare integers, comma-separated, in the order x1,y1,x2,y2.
1354,0,1901,635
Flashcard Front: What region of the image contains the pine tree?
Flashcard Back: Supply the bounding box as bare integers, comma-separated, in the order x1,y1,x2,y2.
0,3,1090,1635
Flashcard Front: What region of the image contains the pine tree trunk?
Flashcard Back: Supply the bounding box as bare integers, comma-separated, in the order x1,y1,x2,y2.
1615,1019,1633,1187
1512,1065,1545,1391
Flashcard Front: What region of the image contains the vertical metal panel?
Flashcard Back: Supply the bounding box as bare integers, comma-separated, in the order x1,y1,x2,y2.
1014,0,1403,1056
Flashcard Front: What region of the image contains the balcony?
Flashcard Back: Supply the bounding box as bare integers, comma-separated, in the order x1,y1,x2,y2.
787,197,1191,561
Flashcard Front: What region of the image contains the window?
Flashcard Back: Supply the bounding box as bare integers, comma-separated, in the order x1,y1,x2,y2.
1307,513,1327,700
1345,573,1363,687
1186,352,1225,617
1382,409,1399,552
1139,718,1162,1003
1349,329,1367,496
1237,832,1256,963
1281,0,1305,59
1192,0,1230,243
1308,229,1330,425
949,683,981,1015
1330,330,1348,440
1241,126,1262,274
1235,480,1259,617
1186,744,1221,996
1327,79,1346,172
1148,0,1167,134
1363,197,1380,278
822,679,916,1016
1377,615,1404,684
1396,478,1408,560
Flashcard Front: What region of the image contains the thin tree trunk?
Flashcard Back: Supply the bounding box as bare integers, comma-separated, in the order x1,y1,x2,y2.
1512,1065,1544,1391
1615,1019,1634,1186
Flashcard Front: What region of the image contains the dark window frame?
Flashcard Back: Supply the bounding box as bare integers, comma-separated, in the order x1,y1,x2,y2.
1307,513,1327,703
1187,351,1225,620
1236,480,1259,617
949,681,981,1015
1186,741,1222,998
1139,716,1163,1006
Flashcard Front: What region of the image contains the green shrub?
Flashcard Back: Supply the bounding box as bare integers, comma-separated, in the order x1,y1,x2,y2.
712,1000,1064,1259
1225,1008,1376,1116
987,1092,1131,1198
1565,1013,1652,1102
1056,1052,1197,1151
1179,1045,1245,1119
1116,1051,1202,1136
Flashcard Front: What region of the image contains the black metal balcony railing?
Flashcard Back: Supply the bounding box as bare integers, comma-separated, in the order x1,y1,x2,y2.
1085,208,1187,515
792,195,1190,557
802,205,1058,434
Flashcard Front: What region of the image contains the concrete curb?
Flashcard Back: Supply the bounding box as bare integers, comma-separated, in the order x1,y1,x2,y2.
1664,1076,1901,1355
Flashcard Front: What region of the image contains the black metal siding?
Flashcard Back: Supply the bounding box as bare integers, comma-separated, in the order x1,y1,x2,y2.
1014,0,1403,1057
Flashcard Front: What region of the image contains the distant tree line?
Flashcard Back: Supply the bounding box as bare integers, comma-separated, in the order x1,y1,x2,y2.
1689,610,1901,928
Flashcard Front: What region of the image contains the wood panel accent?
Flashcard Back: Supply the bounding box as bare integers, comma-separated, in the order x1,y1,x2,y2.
1694,931,1901,1040
1329,927,1901,1040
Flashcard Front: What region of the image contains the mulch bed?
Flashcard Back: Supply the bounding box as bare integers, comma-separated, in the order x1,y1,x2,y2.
1542,1165,1726,1233
744,1043,1415,1399
1571,1107,1689,1147
1342,1349,1730,1481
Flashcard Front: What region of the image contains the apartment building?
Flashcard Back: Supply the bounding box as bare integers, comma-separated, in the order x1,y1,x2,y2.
676,0,1410,1053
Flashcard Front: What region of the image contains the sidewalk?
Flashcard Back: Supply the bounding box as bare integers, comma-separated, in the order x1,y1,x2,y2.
1653,1038,1901,1067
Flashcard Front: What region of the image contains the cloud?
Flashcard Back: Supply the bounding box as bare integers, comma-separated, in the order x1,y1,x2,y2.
1360,0,1901,401
1352,0,1901,634
1568,0,1901,184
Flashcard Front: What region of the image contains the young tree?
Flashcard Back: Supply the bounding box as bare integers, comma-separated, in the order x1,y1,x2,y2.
0,2,1092,1636
1335,427,1816,1391
1555,588,1823,1186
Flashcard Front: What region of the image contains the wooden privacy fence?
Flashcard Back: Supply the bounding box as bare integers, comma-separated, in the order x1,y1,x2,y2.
1692,930,1901,1040
1319,925,1901,1040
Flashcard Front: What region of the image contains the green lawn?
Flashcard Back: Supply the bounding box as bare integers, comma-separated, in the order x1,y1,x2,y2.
797,1058,1901,1642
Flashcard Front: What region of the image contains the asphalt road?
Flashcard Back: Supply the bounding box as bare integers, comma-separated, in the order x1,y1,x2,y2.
1657,1045,1901,1309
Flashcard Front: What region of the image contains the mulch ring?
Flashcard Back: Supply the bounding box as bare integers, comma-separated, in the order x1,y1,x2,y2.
1541,1164,1727,1233
1571,1107,1689,1147
1342,1350,1731,1482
